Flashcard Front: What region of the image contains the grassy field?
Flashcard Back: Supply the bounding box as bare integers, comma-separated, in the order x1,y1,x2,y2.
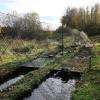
0,35,97,100
0,38,59,83
72,36,100,100
0,37,74,65
0,36,75,82
0,39,58,65
0,44,79,100
0,36,79,100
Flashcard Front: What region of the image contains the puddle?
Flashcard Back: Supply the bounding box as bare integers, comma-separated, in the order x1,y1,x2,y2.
22,50,65,68
0,75,24,90
24,78,75,100
31,57,53,68
23,70,81,100
23,57,54,68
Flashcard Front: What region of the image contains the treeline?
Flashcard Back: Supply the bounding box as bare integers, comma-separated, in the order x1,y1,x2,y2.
0,12,51,40
57,4,100,36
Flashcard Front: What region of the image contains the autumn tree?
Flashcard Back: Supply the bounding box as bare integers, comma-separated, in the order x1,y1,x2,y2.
59,4,100,36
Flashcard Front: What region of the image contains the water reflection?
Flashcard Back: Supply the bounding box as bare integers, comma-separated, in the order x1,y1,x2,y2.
32,58,51,68
23,57,54,68
24,78,76,100
0,75,24,90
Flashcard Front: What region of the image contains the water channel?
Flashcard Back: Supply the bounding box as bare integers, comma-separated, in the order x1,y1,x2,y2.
24,70,81,100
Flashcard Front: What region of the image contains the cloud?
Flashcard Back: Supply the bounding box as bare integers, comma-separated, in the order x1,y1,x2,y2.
40,16,61,30
5,0,65,29
5,0,66,17
5,0,100,15
1,0,100,29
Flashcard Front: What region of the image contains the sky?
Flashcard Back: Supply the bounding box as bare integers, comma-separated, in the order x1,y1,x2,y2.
0,0,100,29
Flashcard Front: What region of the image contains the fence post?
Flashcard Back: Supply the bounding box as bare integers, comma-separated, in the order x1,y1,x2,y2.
89,56,91,70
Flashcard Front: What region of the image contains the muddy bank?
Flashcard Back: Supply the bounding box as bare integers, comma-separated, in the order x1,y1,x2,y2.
74,46,92,58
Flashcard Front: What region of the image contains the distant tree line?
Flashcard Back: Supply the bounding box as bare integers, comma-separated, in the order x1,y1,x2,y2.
57,4,100,36
0,12,51,40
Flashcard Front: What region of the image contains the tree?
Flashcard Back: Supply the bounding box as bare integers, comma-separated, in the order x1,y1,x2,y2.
13,12,42,39
60,4,100,36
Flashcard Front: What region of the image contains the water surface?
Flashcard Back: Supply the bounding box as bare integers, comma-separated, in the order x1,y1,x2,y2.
0,75,24,90
24,77,76,100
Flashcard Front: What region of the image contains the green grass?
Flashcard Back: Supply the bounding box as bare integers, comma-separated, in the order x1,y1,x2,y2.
0,39,52,65
72,36,100,100
92,40,100,69
0,38,60,82
0,37,75,80
0,54,66,100
0,36,85,100
0,39,44,81
72,70,100,100
0,37,74,65
0,45,79,100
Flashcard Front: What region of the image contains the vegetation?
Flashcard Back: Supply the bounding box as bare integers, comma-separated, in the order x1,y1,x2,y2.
0,39,44,64
56,4,100,36
0,44,79,100
72,36,100,100
0,12,52,40
0,2,100,100
0,38,59,83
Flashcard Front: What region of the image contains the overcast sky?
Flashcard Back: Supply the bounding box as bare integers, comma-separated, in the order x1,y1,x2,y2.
0,0,100,29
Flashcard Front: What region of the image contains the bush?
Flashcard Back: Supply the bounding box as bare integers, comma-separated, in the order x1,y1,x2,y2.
12,47,30,54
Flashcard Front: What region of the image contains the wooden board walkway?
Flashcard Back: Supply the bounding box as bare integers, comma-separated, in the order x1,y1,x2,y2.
21,57,55,68
21,46,91,73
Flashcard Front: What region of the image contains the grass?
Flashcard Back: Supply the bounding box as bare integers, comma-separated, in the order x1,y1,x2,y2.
0,36,75,81
0,39,58,65
0,36,90,100
92,39,100,69
0,36,74,65
0,38,59,82
72,36,100,100
0,45,79,100
72,70,100,100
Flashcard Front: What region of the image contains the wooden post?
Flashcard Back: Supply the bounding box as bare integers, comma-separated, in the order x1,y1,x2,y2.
61,24,64,56
89,56,91,70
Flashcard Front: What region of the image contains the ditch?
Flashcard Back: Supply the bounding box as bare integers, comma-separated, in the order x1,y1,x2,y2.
23,69,81,100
